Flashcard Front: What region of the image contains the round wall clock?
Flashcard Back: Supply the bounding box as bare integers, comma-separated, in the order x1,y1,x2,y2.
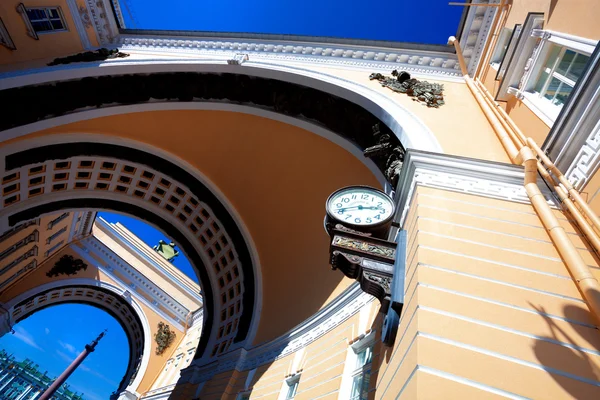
326,186,395,236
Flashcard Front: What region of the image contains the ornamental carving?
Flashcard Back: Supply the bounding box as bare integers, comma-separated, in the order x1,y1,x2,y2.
47,48,130,66
77,4,92,29
332,236,396,261
154,322,176,356
369,70,445,108
46,255,88,277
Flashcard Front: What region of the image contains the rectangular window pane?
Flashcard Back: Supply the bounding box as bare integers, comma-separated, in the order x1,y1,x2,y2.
31,21,52,32
534,70,550,93
543,44,561,70
51,20,64,30
27,9,45,20
567,53,591,81
48,8,60,18
350,374,363,400
553,81,574,106
556,49,576,75
543,76,562,101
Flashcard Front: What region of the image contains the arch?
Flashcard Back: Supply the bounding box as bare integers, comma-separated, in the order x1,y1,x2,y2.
2,278,152,399
0,60,442,359
0,140,259,360
0,60,443,153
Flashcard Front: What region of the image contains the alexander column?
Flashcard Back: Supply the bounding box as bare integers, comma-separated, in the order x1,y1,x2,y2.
39,331,106,400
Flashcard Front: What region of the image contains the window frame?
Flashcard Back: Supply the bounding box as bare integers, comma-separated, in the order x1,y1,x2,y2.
16,3,68,39
518,30,596,126
284,374,300,400
494,24,522,80
339,330,376,400
349,345,373,400
490,27,514,71
0,17,16,50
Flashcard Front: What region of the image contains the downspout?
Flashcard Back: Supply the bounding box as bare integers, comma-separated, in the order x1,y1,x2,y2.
472,79,600,254
449,37,600,325
475,79,600,233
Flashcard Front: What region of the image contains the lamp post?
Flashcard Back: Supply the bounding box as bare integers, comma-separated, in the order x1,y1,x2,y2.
39,331,106,400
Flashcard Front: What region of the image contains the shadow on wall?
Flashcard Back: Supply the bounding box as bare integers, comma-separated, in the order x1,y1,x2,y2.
530,299,600,399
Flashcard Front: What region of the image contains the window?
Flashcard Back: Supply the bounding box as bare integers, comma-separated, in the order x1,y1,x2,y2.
48,212,69,230
0,230,38,261
350,346,373,400
495,24,522,80
0,246,38,276
285,376,299,399
490,27,513,68
531,44,591,112
46,226,67,244
44,240,64,257
0,17,16,50
25,7,66,33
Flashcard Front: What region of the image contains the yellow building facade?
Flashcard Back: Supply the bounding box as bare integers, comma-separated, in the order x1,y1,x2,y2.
1,0,600,399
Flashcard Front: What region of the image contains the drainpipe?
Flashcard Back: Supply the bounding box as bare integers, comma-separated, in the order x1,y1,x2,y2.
470,79,600,254
448,37,520,161
449,36,600,326
473,78,600,233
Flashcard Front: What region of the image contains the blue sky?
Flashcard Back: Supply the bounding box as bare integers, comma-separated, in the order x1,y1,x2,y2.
119,0,464,45
99,212,199,283
1,304,129,400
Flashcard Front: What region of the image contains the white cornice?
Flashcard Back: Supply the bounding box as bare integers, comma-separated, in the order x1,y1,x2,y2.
180,283,374,383
74,237,190,331
117,35,462,78
459,0,499,76
394,150,556,226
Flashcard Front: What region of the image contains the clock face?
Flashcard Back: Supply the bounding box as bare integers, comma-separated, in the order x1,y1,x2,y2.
327,187,395,226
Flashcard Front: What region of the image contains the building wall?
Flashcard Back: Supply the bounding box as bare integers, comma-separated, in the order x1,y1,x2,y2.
0,212,79,291
171,299,382,400
0,0,90,67
374,185,600,399
309,65,510,164
479,0,600,146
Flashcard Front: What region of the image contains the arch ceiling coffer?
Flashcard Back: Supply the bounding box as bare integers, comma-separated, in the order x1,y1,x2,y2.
0,143,255,359
0,72,404,179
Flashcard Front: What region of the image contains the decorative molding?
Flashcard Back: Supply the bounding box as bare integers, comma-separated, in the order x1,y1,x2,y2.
459,0,499,76
65,0,92,49
117,35,462,77
77,233,194,331
155,321,176,355
227,53,248,65
78,4,93,29
181,283,374,383
394,150,556,226
496,12,545,102
0,17,16,50
543,43,600,190
16,3,38,40
85,0,117,45
109,0,126,29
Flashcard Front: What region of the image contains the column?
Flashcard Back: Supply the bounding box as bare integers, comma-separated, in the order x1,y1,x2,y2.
0,376,15,392
15,384,32,400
